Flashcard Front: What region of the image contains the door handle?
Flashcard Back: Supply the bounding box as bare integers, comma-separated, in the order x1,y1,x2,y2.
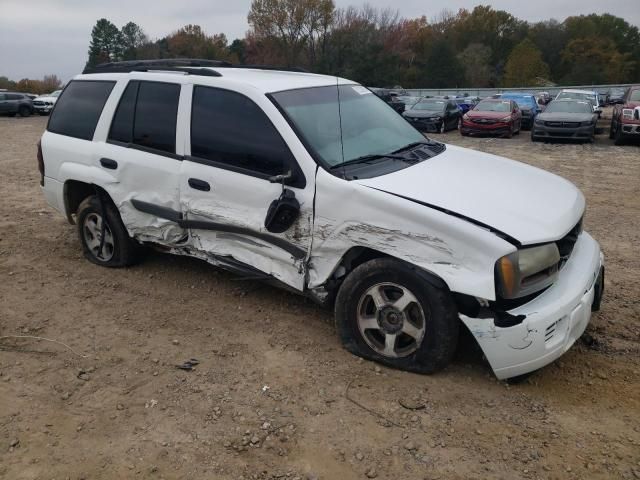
188,178,210,192
100,158,118,170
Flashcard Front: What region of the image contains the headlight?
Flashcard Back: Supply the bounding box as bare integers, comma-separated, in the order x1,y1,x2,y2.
495,243,560,299
622,108,633,120
500,116,511,122
463,113,469,120
534,118,544,125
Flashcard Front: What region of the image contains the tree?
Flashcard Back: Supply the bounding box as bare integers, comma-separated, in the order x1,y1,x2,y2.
247,0,335,67
457,43,492,87
561,36,633,84
87,18,123,67
228,39,247,63
164,25,230,60
503,39,550,87
121,22,147,60
42,75,62,92
423,38,465,88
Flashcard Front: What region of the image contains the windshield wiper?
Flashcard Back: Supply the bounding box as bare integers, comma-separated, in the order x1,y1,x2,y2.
329,153,411,170
392,140,440,154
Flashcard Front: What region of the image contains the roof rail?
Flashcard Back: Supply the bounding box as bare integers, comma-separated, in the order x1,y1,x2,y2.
82,58,231,74
83,58,309,76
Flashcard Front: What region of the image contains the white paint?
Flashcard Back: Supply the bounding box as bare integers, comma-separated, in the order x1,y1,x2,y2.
40,68,603,380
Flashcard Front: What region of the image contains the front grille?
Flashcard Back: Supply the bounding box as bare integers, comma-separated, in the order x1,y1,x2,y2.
545,121,580,128
556,217,583,266
471,118,497,124
33,101,44,106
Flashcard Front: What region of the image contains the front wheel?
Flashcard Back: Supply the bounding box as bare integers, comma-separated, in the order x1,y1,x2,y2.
335,258,459,374
77,195,139,267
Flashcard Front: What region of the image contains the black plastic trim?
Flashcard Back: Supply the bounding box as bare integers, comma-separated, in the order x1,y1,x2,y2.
130,199,306,259
107,140,184,161
365,186,521,247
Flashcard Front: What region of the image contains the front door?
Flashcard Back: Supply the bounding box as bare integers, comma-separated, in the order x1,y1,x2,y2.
180,85,314,290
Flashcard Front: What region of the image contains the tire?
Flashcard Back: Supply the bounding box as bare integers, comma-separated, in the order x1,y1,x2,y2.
504,123,513,139
335,258,459,374
614,126,625,146
609,120,615,140
76,195,139,267
439,121,445,134
18,105,30,117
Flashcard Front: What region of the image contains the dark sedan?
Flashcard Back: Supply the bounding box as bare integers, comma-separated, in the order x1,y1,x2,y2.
531,100,599,142
402,98,461,133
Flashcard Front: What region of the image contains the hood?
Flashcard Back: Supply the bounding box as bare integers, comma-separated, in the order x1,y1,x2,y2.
34,95,57,102
466,109,510,120
356,144,584,245
537,112,594,122
623,101,640,109
404,110,443,119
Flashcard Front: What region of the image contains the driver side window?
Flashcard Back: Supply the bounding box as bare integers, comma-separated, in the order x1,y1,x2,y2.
190,86,295,179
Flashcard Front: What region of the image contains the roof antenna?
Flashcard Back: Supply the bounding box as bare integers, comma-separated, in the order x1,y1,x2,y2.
336,76,346,179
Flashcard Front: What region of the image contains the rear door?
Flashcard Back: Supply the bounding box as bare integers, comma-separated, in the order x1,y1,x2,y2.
0,94,7,113
180,85,314,290
95,79,188,245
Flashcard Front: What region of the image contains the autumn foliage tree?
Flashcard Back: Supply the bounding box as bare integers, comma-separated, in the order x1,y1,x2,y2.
503,39,550,87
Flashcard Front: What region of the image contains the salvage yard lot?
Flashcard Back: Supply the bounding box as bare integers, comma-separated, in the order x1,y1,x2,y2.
0,114,639,480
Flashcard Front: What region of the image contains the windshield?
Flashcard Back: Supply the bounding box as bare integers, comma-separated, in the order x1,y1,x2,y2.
272,85,424,168
502,96,533,108
411,100,445,111
475,100,511,112
630,90,640,101
51,90,62,97
545,101,592,114
557,92,596,104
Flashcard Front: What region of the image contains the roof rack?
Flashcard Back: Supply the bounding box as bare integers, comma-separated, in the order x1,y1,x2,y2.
82,58,309,76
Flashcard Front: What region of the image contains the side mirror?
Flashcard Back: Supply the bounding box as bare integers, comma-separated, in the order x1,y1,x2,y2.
265,170,300,233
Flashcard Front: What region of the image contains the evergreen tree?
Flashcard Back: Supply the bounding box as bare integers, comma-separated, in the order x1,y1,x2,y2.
87,18,123,68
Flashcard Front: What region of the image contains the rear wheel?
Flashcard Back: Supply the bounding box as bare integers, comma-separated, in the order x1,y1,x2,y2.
18,105,30,117
77,195,139,267
335,258,459,374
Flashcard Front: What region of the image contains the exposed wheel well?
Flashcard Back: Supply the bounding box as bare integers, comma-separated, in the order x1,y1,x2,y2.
63,181,111,224
319,247,449,308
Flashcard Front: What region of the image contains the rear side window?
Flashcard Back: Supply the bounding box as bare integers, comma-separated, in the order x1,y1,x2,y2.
48,81,115,140
7,94,23,100
108,80,180,154
190,86,293,177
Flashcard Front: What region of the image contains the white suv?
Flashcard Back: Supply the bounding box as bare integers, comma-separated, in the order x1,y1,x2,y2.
39,59,604,380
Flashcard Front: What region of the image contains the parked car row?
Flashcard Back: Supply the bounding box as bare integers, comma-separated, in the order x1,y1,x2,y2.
396,86,639,145
0,89,62,117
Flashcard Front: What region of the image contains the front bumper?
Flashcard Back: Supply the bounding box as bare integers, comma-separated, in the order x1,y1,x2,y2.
33,104,54,113
461,121,510,136
620,123,640,135
461,231,603,380
532,124,594,140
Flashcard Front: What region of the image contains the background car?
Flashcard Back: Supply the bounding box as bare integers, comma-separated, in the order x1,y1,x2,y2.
460,98,521,138
402,97,461,133
32,90,62,115
606,87,627,105
371,88,405,113
0,91,33,117
451,96,478,115
531,99,598,143
610,85,640,145
555,89,602,115
500,92,540,130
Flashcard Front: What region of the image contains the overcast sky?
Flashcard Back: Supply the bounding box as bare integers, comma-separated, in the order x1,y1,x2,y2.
1,0,638,82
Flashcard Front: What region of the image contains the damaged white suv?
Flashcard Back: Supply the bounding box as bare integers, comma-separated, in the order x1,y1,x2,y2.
39,59,604,380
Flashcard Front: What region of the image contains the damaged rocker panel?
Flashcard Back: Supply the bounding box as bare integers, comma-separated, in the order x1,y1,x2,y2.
130,199,307,260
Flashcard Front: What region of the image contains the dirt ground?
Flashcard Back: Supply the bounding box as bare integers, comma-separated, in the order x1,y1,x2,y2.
1,111,639,480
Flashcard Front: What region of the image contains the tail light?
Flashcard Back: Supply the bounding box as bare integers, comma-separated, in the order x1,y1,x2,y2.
37,139,44,186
